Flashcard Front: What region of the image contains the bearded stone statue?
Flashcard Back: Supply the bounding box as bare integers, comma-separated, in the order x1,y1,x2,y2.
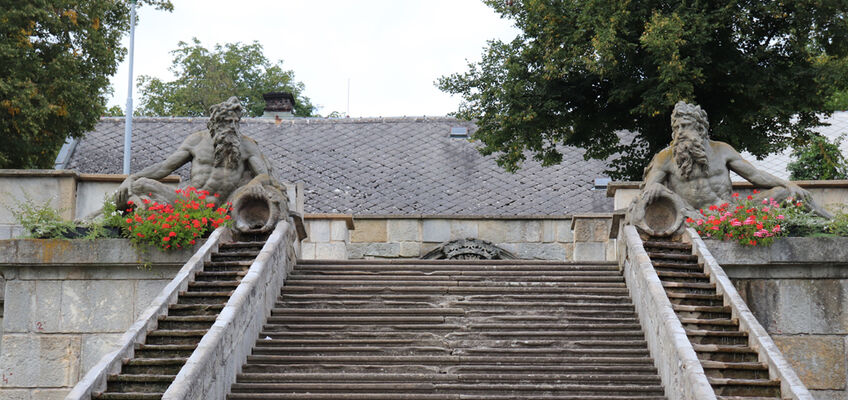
114,96,288,234
628,101,832,236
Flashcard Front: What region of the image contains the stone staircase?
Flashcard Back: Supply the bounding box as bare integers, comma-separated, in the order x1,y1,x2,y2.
643,239,781,399
95,241,266,400
228,260,667,399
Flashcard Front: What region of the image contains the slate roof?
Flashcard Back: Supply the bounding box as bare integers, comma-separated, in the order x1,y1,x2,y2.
66,117,613,216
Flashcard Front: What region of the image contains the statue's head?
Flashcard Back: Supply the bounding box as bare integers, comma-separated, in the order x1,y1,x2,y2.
670,101,709,179
207,96,244,168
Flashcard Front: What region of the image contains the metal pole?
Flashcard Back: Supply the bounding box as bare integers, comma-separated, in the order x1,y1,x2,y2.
122,0,137,175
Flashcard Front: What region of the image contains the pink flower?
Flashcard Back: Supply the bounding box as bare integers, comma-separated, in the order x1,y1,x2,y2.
731,220,742,227
777,215,784,220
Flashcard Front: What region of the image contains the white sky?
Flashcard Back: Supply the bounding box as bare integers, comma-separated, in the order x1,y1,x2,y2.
107,0,520,117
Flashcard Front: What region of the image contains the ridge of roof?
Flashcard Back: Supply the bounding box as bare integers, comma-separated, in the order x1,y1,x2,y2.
97,116,468,124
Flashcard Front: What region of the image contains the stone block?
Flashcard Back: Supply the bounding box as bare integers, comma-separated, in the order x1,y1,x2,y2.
573,218,611,242
477,220,507,243
31,390,69,400
593,218,612,241
773,335,846,389
315,243,347,260
3,281,33,333
505,243,567,260
308,220,330,243
351,220,386,243
573,242,606,261
421,220,450,243
135,280,170,319
330,220,348,242
34,281,62,333
80,334,123,375
387,220,419,242
450,221,477,240
419,242,440,257
0,390,31,400
399,242,420,258
347,243,365,259
60,280,134,332
541,221,556,243
0,334,80,387
808,389,848,400
300,242,315,259
361,243,400,258
606,239,617,261
556,220,573,242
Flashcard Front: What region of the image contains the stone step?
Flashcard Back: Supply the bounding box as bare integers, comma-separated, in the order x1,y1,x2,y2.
188,281,242,289
133,344,197,358
227,395,666,400
96,393,163,400
650,261,703,271
144,329,208,345
656,270,709,279
157,315,218,330
643,241,692,250
244,355,657,365
286,276,628,283
290,270,625,277
256,330,649,341
270,308,466,316
279,293,632,303
194,270,248,281
241,363,660,375
105,374,174,393
281,286,630,295
212,250,260,259
121,357,188,375
646,252,698,262
709,377,781,397
227,381,666,395
673,304,731,313
662,281,716,290
293,264,618,272
219,241,266,250
232,372,663,383
252,338,649,348
166,303,224,316
177,291,232,304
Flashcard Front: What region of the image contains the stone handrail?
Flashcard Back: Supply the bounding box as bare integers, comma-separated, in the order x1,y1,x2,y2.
163,219,297,399
66,227,230,400
685,228,813,400
620,226,716,400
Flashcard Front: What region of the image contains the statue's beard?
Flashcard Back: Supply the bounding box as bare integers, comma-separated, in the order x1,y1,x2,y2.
212,127,241,169
672,129,708,180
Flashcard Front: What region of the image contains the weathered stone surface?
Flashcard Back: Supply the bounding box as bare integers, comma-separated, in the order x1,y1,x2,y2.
495,243,566,260
300,242,315,259
0,239,198,266
556,220,573,242
809,389,848,400
450,221,477,239
0,334,80,387
330,220,348,242
60,280,134,332
477,221,507,243
34,281,62,333
350,220,386,243
349,243,400,258
573,242,606,261
387,220,419,242
541,220,556,243
3,281,33,333
421,220,450,243
774,335,846,389
399,242,420,258
134,280,171,319
605,239,617,261
573,219,595,242
315,243,347,260
707,237,848,267
80,334,123,376
736,279,848,335
0,389,31,400
31,389,69,400
505,221,541,242
308,220,330,243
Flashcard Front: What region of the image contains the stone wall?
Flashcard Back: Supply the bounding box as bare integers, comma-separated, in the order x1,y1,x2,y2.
706,238,848,400
0,239,199,398
300,215,618,261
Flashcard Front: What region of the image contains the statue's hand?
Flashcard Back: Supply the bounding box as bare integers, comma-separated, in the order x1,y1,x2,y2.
643,183,668,204
115,177,135,210
784,183,812,203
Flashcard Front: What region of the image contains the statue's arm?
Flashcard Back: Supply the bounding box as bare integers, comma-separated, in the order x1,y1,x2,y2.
642,151,671,204
724,144,789,188
115,134,196,206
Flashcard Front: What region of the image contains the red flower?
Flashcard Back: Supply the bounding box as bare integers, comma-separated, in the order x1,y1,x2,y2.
747,195,753,200
206,203,215,208
169,231,177,237
189,239,196,245
162,236,170,242
127,200,134,205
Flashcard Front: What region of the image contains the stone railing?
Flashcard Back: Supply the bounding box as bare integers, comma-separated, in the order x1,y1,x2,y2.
163,219,297,399
620,226,716,400
686,229,813,400
65,228,230,400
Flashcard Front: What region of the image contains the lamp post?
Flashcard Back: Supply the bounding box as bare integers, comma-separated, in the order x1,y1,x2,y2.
122,0,137,175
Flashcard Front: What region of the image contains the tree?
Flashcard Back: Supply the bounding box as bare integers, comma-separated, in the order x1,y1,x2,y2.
438,1,848,180
0,0,172,169
788,134,848,180
137,39,315,117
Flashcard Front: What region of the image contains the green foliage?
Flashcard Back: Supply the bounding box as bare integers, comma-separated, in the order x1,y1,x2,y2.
137,38,315,117
826,209,848,236
685,195,789,246
787,134,848,180
438,1,848,179
0,0,172,169
103,105,124,116
10,197,74,238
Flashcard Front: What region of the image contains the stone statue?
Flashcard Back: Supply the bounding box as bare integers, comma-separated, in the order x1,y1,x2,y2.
629,101,832,236
115,96,288,234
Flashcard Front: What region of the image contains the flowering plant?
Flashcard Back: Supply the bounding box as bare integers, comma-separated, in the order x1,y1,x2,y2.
685,191,803,246
120,187,232,251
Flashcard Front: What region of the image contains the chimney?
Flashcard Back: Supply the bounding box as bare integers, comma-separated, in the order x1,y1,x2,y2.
262,92,295,119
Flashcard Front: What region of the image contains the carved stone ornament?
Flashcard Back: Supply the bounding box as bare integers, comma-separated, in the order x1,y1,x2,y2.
421,238,517,260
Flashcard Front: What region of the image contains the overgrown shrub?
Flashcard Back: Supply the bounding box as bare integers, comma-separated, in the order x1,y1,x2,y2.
788,134,848,180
